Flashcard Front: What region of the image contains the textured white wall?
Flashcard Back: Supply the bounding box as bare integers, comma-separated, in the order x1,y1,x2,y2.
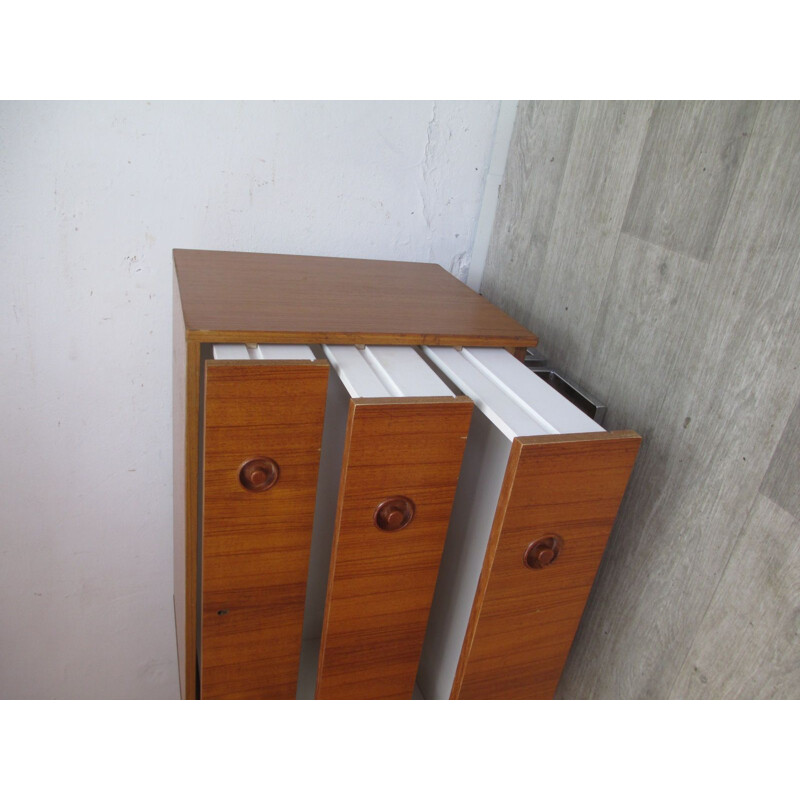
0,100,502,698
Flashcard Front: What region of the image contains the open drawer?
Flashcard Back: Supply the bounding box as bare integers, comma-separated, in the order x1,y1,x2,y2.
201,344,329,699
417,347,641,699
301,345,473,699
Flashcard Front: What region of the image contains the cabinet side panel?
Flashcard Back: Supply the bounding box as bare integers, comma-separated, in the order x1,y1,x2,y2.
453,431,641,699
201,361,329,699
173,268,198,699
316,398,473,699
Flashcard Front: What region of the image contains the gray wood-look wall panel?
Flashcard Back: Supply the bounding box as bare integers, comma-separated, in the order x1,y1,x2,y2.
483,101,653,371
760,395,800,520
483,100,800,699
482,101,579,326
622,101,760,262
671,494,800,699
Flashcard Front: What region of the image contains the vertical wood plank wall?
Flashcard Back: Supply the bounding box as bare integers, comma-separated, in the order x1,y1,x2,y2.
481,101,800,698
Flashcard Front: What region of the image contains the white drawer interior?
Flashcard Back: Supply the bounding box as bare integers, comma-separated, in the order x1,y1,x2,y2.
423,346,603,438
212,343,316,360
323,344,454,398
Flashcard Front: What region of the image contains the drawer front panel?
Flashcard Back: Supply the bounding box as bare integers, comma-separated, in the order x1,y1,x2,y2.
452,431,641,699
201,360,329,699
316,396,473,699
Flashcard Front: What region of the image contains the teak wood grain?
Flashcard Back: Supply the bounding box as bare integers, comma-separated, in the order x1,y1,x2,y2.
173,249,536,348
315,396,473,699
452,431,641,699
201,360,329,699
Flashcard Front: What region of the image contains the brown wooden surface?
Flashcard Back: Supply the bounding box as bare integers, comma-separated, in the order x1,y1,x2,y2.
452,431,641,699
172,270,188,698
201,360,329,699
316,396,473,699
174,249,536,347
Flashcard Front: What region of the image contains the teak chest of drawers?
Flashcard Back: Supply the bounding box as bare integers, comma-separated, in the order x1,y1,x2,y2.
173,249,640,700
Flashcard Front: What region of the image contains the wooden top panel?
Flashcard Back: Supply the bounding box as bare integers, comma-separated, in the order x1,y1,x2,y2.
173,249,537,347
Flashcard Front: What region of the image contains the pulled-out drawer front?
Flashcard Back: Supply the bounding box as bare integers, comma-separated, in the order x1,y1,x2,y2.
316,396,473,699
201,358,329,699
453,431,641,699
311,345,474,699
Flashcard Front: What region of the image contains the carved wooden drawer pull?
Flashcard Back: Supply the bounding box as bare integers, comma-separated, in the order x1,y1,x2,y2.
373,496,416,531
523,535,564,569
239,458,280,492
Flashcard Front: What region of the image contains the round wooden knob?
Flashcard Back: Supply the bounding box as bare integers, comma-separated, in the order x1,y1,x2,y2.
374,496,415,532
239,458,279,492
524,535,563,569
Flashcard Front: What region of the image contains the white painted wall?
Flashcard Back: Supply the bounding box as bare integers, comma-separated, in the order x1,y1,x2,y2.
0,101,502,698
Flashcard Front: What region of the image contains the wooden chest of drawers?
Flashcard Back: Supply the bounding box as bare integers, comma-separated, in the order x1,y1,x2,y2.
173,249,640,700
